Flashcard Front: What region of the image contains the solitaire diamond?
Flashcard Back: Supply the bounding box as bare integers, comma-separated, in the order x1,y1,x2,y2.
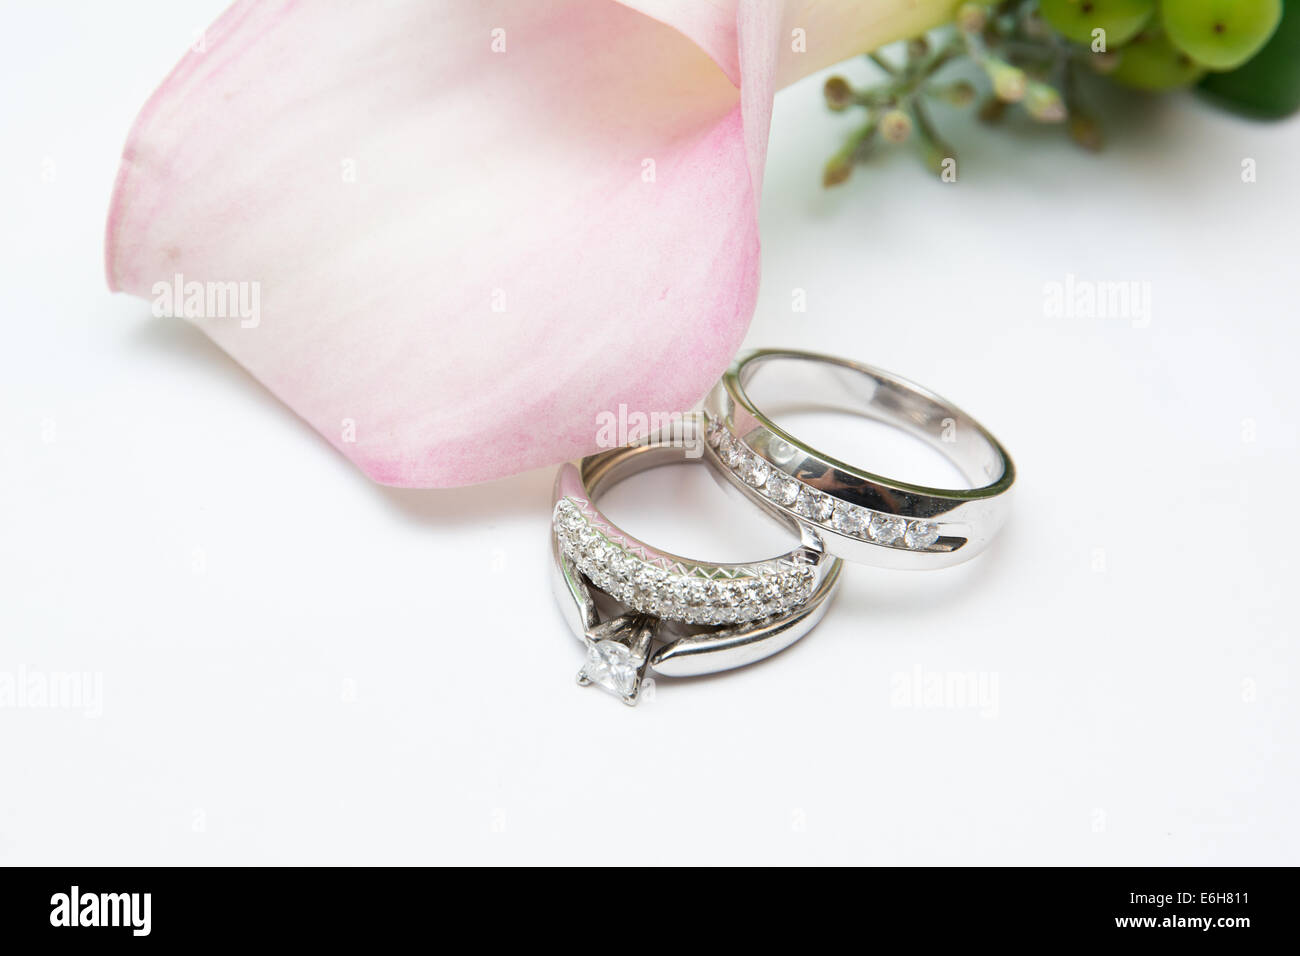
581,640,640,700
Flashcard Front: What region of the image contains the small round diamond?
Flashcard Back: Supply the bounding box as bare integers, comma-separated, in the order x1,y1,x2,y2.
723,438,745,470
764,472,799,506
553,501,582,534
779,569,809,597
706,417,724,448
831,503,865,536
683,580,707,608
739,578,762,603
796,487,834,523
868,513,907,546
740,455,769,488
630,567,664,606
666,575,689,603
610,551,636,582
904,520,940,550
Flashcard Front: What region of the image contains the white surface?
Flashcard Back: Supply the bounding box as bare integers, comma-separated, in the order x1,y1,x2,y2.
2,2,1296,865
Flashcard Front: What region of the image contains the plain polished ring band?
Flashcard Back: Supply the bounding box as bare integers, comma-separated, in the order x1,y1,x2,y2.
703,349,1015,569
551,415,842,704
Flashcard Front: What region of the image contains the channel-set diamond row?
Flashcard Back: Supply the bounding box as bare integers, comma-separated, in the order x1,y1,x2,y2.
553,498,815,625
706,417,942,551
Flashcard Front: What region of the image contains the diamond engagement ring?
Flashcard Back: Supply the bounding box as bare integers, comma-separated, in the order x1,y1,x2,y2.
704,349,1015,569
551,417,843,705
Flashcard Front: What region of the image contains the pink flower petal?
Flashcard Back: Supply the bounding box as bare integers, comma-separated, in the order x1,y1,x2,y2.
107,0,956,487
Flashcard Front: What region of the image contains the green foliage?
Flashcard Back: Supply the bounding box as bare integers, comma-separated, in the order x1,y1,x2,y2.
1197,0,1300,117
822,0,1294,187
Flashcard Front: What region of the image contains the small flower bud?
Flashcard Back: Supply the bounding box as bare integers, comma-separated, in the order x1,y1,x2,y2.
823,75,853,111
823,153,853,187
880,109,912,144
907,37,930,60
985,58,1026,102
956,3,987,34
1088,50,1120,74
934,80,977,107
1069,114,1103,152
1024,81,1066,122
978,97,1008,124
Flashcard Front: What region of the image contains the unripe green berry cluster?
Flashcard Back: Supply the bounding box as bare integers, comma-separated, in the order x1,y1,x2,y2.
821,0,1285,187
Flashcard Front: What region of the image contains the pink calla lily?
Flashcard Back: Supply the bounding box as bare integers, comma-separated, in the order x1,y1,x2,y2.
107,0,957,487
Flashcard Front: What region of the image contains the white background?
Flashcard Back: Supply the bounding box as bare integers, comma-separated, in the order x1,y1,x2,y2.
2,2,1296,864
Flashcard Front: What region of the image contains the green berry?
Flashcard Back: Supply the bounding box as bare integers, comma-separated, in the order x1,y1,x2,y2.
1039,0,1156,48
1110,30,1206,90
1198,0,1300,118
1161,0,1282,71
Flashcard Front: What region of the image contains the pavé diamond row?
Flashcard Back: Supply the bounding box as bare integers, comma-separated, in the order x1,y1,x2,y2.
553,497,816,625
706,416,942,551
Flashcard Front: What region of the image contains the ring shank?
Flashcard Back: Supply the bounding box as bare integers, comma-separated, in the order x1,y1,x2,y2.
558,444,823,575
737,351,1007,489
707,349,1015,569
580,438,698,503
551,421,842,677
